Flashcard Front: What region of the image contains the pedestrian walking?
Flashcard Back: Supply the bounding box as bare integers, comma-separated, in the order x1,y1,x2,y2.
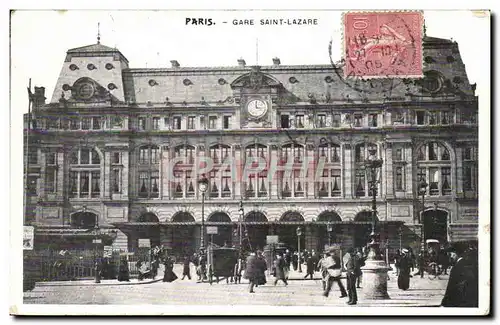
255,250,267,286
181,255,192,280
292,252,298,271
162,255,178,283
117,256,130,282
244,252,259,293
273,254,288,286
344,248,358,305
304,255,315,279
397,248,411,290
355,249,365,288
441,241,478,307
233,253,245,284
322,250,348,298
394,249,401,276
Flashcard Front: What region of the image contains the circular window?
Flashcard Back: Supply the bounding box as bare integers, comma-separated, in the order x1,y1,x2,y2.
105,63,114,70
77,82,95,99
218,78,227,85
69,64,79,71
87,63,96,71
62,84,71,91
183,78,192,86
424,56,435,64
107,83,117,90
324,76,334,83
422,71,444,93
289,76,298,84
148,79,158,87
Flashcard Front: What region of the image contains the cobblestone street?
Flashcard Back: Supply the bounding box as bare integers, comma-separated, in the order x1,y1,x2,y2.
23,265,449,307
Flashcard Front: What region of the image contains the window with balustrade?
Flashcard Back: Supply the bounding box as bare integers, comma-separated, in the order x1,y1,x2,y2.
69,148,101,199
416,142,452,196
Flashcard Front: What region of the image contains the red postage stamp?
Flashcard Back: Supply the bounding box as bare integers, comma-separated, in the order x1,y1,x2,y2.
343,11,423,78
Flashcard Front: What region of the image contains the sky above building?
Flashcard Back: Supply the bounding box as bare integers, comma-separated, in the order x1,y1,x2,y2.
10,9,490,114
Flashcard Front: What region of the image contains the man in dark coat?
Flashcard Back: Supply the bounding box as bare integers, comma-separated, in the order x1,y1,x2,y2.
273,254,288,286
244,252,258,293
181,255,192,280
441,241,478,307
162,255,178,283
292,252,299,271
304,256,315,279
255,250,267,286
344,248,358,305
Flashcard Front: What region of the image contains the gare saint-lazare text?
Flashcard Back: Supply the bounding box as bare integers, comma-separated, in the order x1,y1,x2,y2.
185,18,319,26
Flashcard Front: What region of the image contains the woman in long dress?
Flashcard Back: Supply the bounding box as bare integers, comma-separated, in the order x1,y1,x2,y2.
117,256,130,282
162,256,178,283
397,249,411,290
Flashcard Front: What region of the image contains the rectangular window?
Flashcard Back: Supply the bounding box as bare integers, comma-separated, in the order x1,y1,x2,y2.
296,115,304,128
47,117,59,129
152,117,160,130
392,111,404,124
281,114,290,128
92,117,101,130
429,143,438,161
317,114,326,127
429,168,439,196
355,169,365,197
395,166,404,191
294,170,304,197
463,165,475,191
417,167,427,183
210,147,219,164
441,111,450,125
28,147,38,165
82,118,91,130
355,145,365,162
331,146,340,163
112,116,123,128
318,169,328,198
199,116,206,129
331,169,341,197
69,171,77,197
164,117,169,129
27,176,37,195
294,146,303,163
80,150,90,165
151,147,160,164
222,175,232,197
112,169,121,193
416,111,426,125
91,171,100,198
369,114,378,127
441,167,451,195
281,172,291,198
80,171,90,196
70,118,79,130
208,116,217,129
210,171,219,198
46,152,57,165
354,114,363,127
173,116,181,130
112,152,121,164
186,171,195,198
394,147,403,161
150,171,159,198
138,117,146,130
333,114,341,127
187,116,196,130
173,171,183,198
139,148,148,164
464,147,473,160
428,112,437,125
139,172,149,198
46,168,56,193
223,116,231,129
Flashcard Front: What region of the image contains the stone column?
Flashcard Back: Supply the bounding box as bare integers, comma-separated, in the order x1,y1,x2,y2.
103,151,111,198
56,150,64,201
385,143,394,199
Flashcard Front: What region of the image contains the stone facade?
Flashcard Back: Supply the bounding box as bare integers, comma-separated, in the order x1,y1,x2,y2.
24,36,478,258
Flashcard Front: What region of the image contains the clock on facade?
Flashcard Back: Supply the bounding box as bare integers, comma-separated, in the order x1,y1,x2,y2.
246,99,268,118
77,82,95,100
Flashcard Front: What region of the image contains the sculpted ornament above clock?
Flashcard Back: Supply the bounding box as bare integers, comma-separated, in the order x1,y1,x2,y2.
246,99,268,119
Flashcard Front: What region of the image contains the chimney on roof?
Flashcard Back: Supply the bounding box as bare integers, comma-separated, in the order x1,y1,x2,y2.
237,58,246,67
272,57,281,66
170,60,180,68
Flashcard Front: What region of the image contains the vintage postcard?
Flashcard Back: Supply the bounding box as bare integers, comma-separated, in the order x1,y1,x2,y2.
9,7,490,316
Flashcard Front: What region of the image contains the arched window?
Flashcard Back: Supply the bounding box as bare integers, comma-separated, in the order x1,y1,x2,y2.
138,145,160,198
69,148,101,198
317,142,341,198
416,142,453,196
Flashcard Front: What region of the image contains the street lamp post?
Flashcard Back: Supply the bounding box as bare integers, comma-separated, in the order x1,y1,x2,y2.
296,227,302,273
418,180,428,279
238,200,244,250
94,214,101,284
360,145,390,299
198,177,209,252
327,222,333,247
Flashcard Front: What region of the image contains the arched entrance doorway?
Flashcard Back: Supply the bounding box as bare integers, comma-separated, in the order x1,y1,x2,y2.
244,211,268,251
207,212,232,247
423,209,448,244
354,211,377,249
317,211,342,250
277,211,305,251
137,212,161,248
69,211,99,249
171,212,196,258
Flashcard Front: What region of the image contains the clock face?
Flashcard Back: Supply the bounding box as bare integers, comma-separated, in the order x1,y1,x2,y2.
77,82,95,100
246,99,268,118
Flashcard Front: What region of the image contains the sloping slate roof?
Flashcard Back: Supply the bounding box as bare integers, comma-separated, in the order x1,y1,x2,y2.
67,43,120,53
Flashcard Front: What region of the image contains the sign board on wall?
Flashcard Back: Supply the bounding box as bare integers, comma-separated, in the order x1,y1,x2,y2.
266,235,279,244
138,239,151,248
103,246,113,258
23,226,34,250
206,226,218,235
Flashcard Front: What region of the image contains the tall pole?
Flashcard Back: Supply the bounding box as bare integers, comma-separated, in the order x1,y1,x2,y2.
239,200,243,249
297,227,302,273
201,192,205,251
94,214,100,283
24,78,32,225
421,190,425,278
